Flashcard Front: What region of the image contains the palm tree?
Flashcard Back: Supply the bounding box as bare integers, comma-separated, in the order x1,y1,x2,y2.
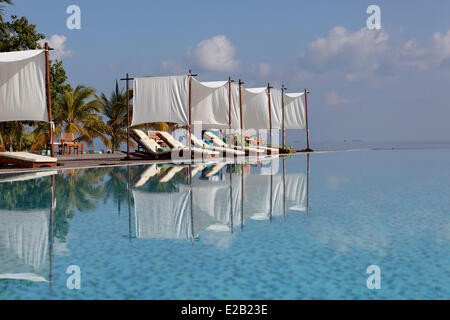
0,0,12,23
54,85,111,149
97,81,134,152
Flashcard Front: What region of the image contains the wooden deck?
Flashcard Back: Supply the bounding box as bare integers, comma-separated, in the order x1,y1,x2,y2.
0,149,340,175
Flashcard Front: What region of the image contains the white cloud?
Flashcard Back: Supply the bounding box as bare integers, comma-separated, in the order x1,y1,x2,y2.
298,26,450,79
389,30,450,71
325,91,348,106
250,62,271,77
299,26,389,76
39,34,74,60
160,59,185,75
187,35,239,72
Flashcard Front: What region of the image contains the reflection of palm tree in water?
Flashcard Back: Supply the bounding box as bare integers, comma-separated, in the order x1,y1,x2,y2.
53,168,107,241
103,167,129,216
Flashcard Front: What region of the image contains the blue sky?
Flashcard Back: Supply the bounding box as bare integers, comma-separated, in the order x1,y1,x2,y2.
5,0,450,143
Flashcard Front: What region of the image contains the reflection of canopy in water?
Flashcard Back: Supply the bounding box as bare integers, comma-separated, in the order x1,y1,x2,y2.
0,209,49,282
133,189,217,239
273,172,307,215
191,172,242,229
244,169,307,220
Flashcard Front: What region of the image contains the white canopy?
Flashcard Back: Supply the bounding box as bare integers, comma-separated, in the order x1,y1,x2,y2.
131,75,189,127
0,50,48,123
284,92,306,130
191,79,230,129
241,87,271,130
132,76,235,129
269,88,283,129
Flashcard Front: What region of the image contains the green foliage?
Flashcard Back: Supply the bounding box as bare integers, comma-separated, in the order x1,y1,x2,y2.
0,15,44,51
55,85,112,148
50,60,72,103
97,81,133,152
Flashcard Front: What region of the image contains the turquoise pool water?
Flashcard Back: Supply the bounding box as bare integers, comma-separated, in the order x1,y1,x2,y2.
0,150,449,299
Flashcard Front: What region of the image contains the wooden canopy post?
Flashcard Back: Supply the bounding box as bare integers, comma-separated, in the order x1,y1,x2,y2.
188,70,193,158
228,77,234,144
267,83,273,147
188,70,198,159
281,84,286,150
304,88,312,152
126,74,130,159
239,79,244,150
44,42,54,157
120,74,134,159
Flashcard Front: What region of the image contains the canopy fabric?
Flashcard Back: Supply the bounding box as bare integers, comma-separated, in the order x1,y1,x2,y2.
131,75,189,127
229,83,241,130
269,88,283,129
241,87,271,130
191,79,229,129
0,50,48,123
284,92,306,130
0,209,49,281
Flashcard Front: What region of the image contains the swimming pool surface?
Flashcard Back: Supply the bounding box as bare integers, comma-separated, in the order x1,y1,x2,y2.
0,150,449,299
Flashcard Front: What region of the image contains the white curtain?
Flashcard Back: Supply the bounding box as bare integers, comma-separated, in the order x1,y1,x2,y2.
284,92,306,130
131,75,189,127
0,50,48,123
191,79,229,129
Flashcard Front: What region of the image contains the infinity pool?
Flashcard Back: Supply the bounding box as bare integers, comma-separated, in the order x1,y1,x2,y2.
0,150,449,299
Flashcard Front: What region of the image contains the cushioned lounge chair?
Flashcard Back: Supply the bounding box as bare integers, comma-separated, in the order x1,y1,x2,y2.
155,131,219,159
203,132,265,156
0,152,57,168
129,129,174,160
190,134,245,157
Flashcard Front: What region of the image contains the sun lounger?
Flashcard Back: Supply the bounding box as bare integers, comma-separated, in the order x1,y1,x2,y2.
155,131,219,159
129,129,175,160
0,152,57,168
203,132,265,156
190,134,245,157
